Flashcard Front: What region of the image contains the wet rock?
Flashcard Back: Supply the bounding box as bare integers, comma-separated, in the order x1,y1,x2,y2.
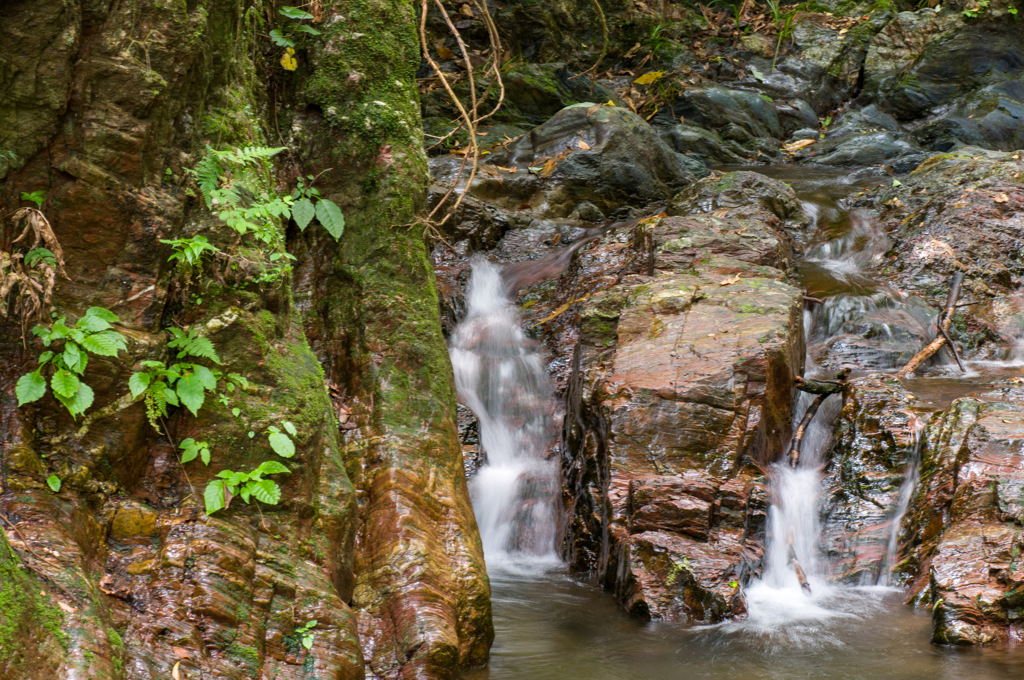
670,85,783,145
658,122,749,166
668,171,805,231
918,80,1024,153
820,378,922,584
878,20,1024,122
861,8,962,99
902,397,1024,645
806,104,926,171
562,213,804,622
465,103,695,216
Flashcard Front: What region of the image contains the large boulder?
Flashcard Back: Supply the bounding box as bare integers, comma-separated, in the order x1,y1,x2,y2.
562,207,805,623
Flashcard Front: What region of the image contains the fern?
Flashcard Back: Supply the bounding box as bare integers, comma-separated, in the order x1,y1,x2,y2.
167,327,221,364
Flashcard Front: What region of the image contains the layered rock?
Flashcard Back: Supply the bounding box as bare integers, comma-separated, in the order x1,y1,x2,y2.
560,174,805,622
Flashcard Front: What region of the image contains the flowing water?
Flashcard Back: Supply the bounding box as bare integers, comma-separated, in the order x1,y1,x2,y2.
455,169,1024,678
450,258,560,563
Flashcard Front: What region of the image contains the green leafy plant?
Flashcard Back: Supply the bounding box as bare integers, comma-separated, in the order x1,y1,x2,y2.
962,0,989,17
16,307,128,418
267,421,297,458
270,5,321,50
161,235,221,268
46,475,61,493
179,438,212,466
291,176,345,239
20,190,46,209
23,248,56,268
204,460,290,514
295,619,318,650
129,327,229,426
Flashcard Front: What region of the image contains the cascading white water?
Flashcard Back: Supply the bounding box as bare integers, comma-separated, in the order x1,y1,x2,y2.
449,258,559,565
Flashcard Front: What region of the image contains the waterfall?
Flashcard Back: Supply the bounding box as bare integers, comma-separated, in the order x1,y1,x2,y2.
449,258,559,565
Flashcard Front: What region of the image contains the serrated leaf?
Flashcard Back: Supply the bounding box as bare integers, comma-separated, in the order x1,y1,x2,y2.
176,373,206,416
47,475,61,493
249,479,282,505
57,382,94,417
283,420,297,437
257,460,290,476
200,445,211,466
16,371,47,405
315,199,345,240
129,372,152,398
62,343,86,374
192,365,218,391
163,385,180,407
75,315,111,332
268,431,296,458
204,480,228,514
51,370,81,399
292,198,315,230
81,330,127,357
279,5,314,19
85,307,120,323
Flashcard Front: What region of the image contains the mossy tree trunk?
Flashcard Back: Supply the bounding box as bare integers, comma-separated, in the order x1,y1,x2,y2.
0,1,489,678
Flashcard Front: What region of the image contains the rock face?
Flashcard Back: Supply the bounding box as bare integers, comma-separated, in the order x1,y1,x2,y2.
560,174,805,622
0,1,490,678
900,396,1024,645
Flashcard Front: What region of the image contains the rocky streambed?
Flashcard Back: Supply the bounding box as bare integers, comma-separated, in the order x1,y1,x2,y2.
427,0,1024,668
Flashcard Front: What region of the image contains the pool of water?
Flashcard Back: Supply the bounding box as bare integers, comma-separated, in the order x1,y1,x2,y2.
467,565,1024,680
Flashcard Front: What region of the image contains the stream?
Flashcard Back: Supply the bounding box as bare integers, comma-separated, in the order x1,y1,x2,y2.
452,167,1024,679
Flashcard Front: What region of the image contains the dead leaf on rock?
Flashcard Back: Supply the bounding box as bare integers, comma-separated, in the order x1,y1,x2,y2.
57,601,76,613
719,273,742,286
173,647,190,659
577,140,591,150
994,192,1010,203
540,158,558,177
437,45,455,60
172,661,182,680
782,139,816,152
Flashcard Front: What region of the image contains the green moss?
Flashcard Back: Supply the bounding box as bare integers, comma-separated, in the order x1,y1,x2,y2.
0,533,68,674
226,641,261,671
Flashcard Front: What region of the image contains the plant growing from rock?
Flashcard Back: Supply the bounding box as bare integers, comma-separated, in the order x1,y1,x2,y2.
16,306,128,418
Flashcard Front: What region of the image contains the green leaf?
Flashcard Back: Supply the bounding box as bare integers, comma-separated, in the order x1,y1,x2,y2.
315,199,345,240
269,29,296,48
163,385,180,407
180,438,199,463
38,351,54,364
57,382,94,417
201,445,211,466
129,372,152,398
75,315,111,333
84,306,121,323
192,365,218,391
24,248,56,268
257,460,290,476
249,479,282,505
16,371,47,405
176,373,206,416
51,370,81,399
204,480,228,514
279,5,314,19
231,407,241,417
62,343,86,374
269,431,295,458
47,475,61,493
302,635,314,649
295,24,321,35
81,330,127,357
283,420,298,437
292,198,315,230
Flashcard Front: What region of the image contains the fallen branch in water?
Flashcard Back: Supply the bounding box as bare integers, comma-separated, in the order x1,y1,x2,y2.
787,529,812,595
894,270,965,379
788,368,850,467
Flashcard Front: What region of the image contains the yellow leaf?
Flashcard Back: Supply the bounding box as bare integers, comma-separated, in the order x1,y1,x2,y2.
540,158,558,177
531,294,591,327
634,71,665,86
577,139,591,150
604,100,616,106
993,192,1010,203
172,661,181,680
280,48,298,71
719,273,741,286
437,45,455,60
782,139,816,152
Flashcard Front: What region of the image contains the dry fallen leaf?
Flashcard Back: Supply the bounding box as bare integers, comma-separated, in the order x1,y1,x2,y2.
531,294,592,327
57,601,76,614
540,158,558,177
577,140,591,150
634,70,665,85
172,661,181,680
586,104,602,117
437,45,454,60
719,273,742,286
782,139,816,152
172,647,190,659
994,192,1010,203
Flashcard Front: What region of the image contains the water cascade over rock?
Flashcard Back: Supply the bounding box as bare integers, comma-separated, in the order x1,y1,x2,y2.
450,259,560,563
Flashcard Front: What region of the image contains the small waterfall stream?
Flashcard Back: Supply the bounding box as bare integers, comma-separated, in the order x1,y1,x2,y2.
449,258,560,565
